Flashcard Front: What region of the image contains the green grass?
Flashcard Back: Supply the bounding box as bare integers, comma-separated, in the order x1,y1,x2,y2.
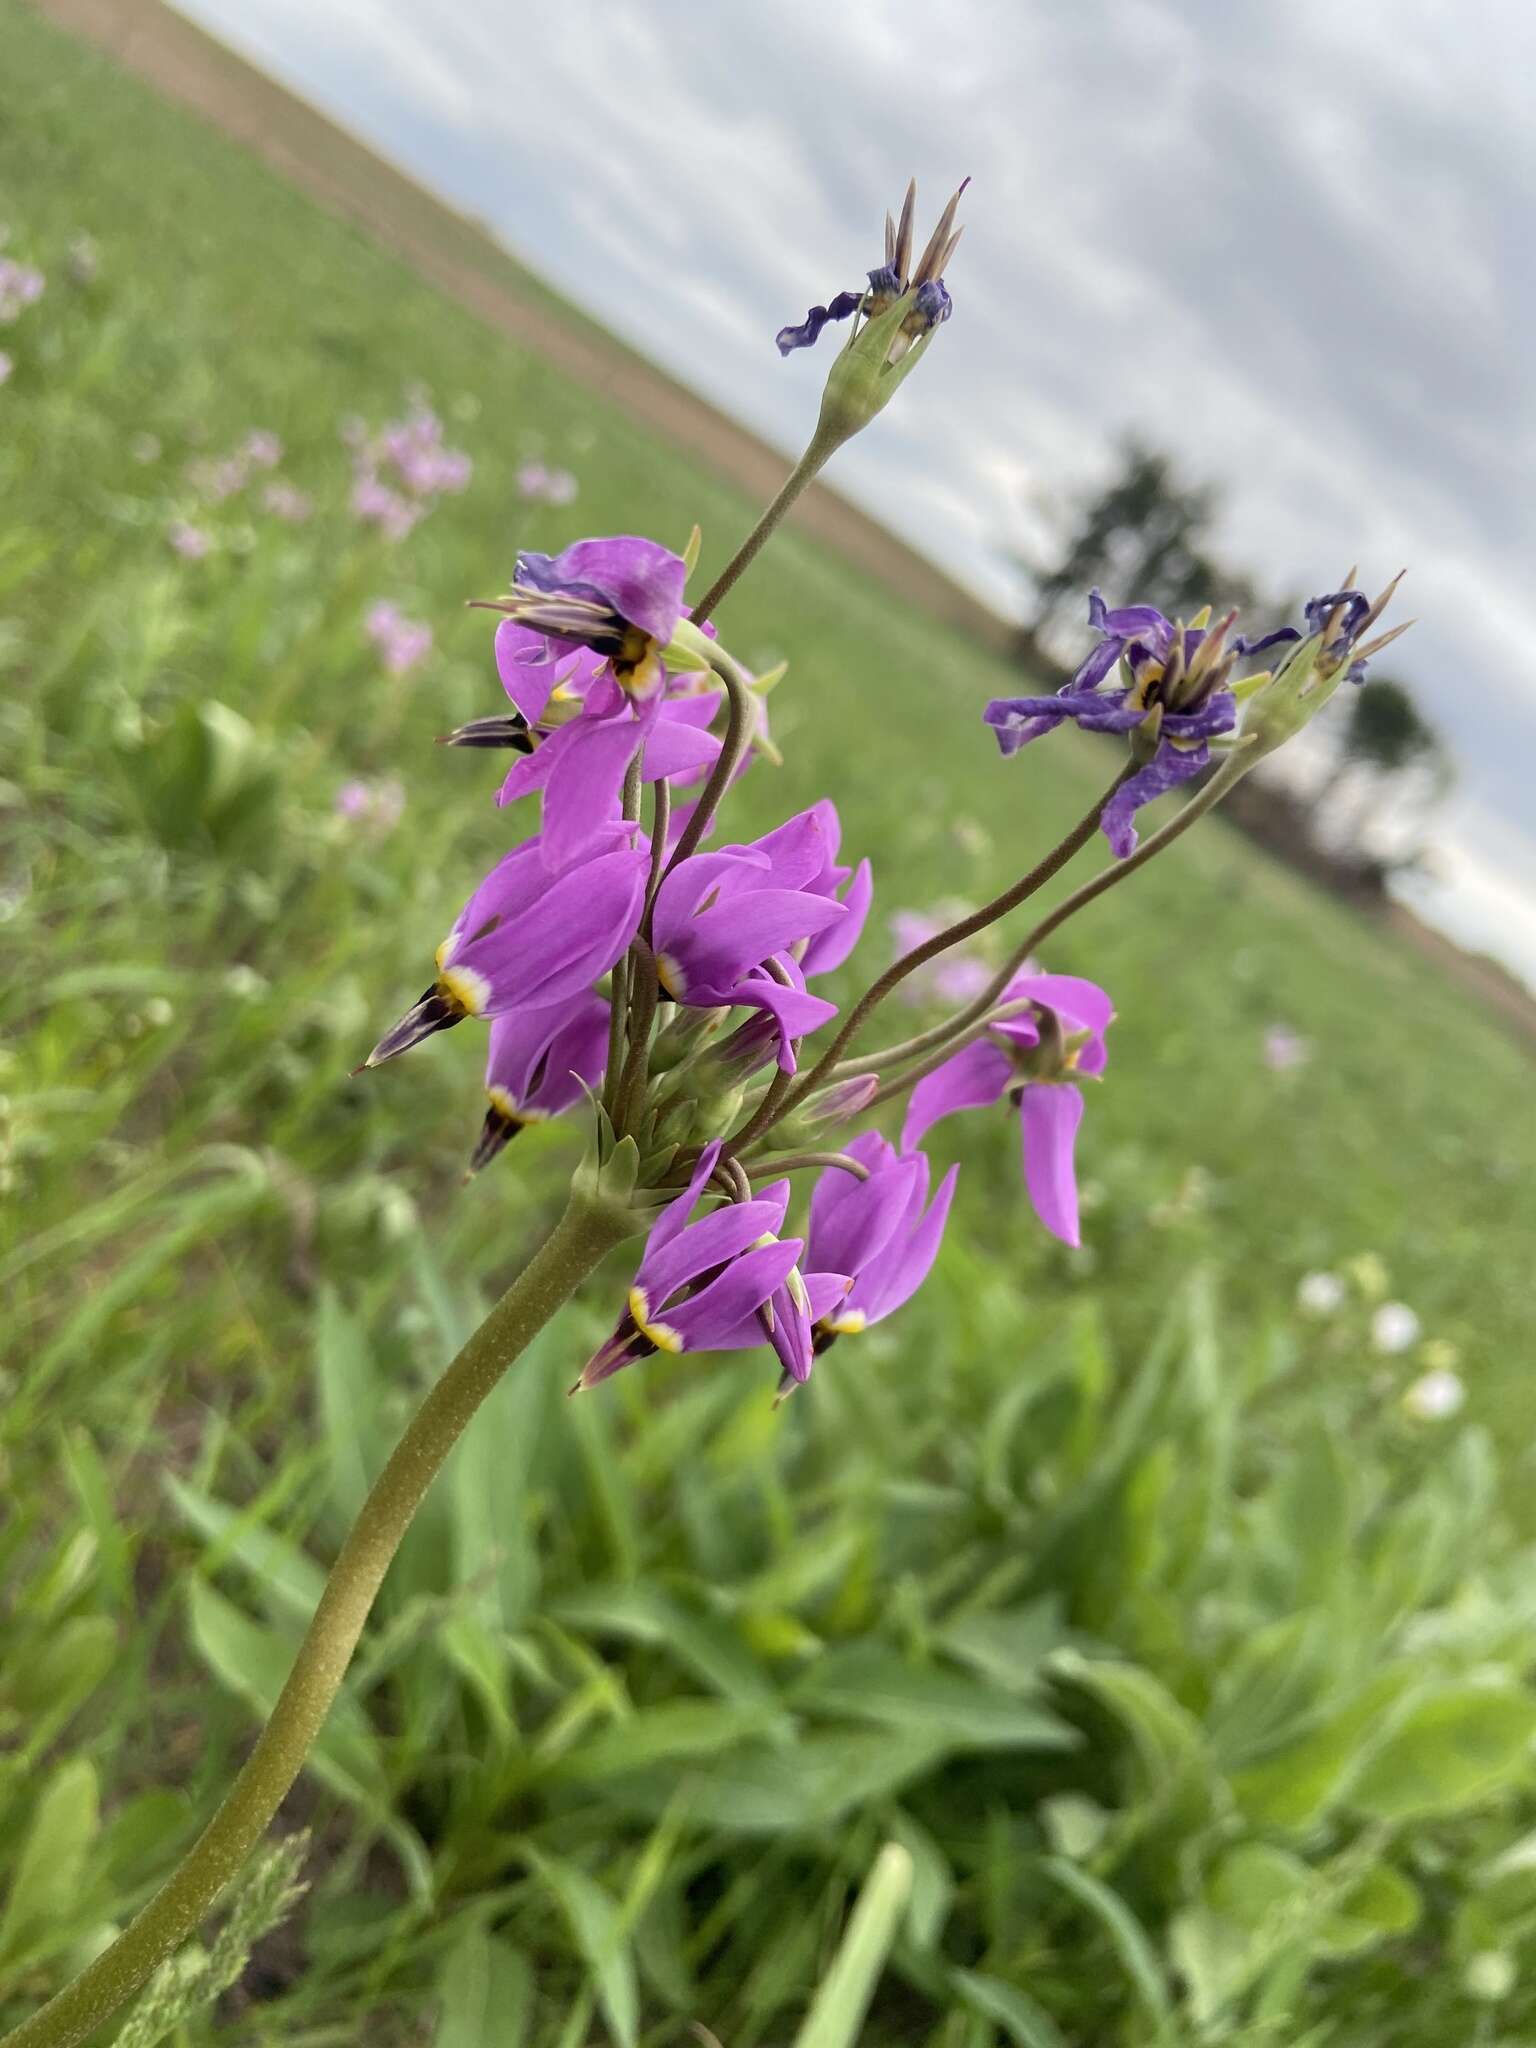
4,4,1536,2043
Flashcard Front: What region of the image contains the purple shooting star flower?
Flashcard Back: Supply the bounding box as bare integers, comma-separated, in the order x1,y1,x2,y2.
574,1143,809,1389
360,832,646,1067
803,1131,958,1353
902,972,1113,1248
493,687,722,871
468,992,610,1174
481,535,690,701
650,807,853,1071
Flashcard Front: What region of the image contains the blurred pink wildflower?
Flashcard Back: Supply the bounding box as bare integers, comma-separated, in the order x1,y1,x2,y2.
168,520,212,560
365,600,433,676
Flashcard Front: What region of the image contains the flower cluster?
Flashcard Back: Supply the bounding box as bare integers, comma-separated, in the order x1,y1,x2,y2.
984,573,1406,855
365,600,434,678
186,429,284,504
349,402,471,541
351,179,1405,1407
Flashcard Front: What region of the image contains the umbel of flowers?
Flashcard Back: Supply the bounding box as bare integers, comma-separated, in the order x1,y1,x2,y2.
356,398,1405,1395
10,181,1409,2048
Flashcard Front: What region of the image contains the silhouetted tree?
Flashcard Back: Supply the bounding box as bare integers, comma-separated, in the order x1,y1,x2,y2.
1017,438,1262,647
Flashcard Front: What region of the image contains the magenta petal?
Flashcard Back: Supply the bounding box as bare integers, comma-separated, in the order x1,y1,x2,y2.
673,890,847,991
648,1142,722,1255
851,1163,958,1323
808,1147,920,1279
524,536,687,645
802,857,872,976
1019,1083,1084,1247
901,1039,1013,1149
640,717,720,784
1009,973,1115,1039
540,713,646,870
495,619,559,724
642,1199,795,1303
455,847,645,1011
690,977,837,1072
670,1238,804,1350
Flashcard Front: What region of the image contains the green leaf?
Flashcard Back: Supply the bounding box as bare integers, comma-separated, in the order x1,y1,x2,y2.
596,1730,951,1834
1231,1666,1420,1828
935,1597,1065,1693
1350,1681,1536,1820
794,1645,1077,1753
791,1842,912,2048
1037,1857,1175,2043
3,1616,117,1729
1318,1862,1421,1955
0,1758,99,1966
435,1923,532,2048
165,1475,327,1623
527,1850,638,2048
552,1583,781,1710
552,1699,779,1782
952,1968,1068,2048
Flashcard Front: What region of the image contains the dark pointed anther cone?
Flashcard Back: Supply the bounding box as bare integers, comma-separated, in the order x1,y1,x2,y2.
362,984,466,1068
468,1105,524,1175
438,714,535,752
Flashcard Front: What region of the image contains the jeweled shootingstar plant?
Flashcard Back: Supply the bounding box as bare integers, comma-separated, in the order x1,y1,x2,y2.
11,188,1412,2048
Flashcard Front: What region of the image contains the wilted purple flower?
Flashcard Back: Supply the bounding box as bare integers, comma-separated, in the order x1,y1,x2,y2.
888,911,994,1006
903,971,1113,1247
777,178,966,359
804,1131,957,1352
470,992,609,1173
1294,580,1407,687
650,808,853,1071
168,519,212,560
361,832,646,1067
243,429,282,469
985,590,1279,858
365,600,433,677
262,480,313,524
0,259,45,324
574,1143,809,1389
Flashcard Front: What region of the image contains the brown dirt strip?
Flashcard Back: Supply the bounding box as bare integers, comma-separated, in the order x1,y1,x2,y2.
26,0,1014,654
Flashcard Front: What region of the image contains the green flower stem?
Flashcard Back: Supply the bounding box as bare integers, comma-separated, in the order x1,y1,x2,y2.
2,1190,633,2048
687,427,843,630
843,747,1257,1095
660,648,756,877
731,767,1135,1152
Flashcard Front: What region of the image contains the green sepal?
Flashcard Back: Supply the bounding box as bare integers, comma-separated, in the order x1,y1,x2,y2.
816,295,937,450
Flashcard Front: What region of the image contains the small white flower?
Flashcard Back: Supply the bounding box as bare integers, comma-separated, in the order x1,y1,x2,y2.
1403,1369,1466,1421
1297,1271,1345,1316
1371,1301,1421,1354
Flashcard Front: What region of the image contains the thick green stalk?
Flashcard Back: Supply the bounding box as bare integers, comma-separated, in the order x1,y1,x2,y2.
2,1191,632,2048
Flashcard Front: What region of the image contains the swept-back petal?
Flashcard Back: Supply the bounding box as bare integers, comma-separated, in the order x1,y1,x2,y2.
1019,1082,1084,1247
901,1038,1012,1149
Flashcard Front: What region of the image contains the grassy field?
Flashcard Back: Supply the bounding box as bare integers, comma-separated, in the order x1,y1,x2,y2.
5,6,1536,2044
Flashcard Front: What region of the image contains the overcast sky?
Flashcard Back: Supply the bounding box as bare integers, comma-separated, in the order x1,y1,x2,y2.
177,0,1536,982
